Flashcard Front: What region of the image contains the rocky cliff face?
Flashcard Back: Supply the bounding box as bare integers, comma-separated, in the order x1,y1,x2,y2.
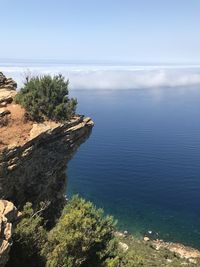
0,116,93,221
0,200,20,267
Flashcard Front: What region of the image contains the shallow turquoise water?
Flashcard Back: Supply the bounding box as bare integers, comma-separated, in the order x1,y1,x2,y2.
67,88,200,248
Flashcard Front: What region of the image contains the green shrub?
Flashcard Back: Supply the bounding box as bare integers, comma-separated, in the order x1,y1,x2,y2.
7,197,121,267
7,202,47,267
15,74,77,122
7,197,197,267
42,195,119,267
122,251,144,267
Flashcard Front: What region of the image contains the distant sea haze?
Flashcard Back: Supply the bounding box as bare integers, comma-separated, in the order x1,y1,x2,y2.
1,61,200,90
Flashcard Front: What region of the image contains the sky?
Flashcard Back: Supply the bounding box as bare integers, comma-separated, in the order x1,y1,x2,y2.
0,0,200,64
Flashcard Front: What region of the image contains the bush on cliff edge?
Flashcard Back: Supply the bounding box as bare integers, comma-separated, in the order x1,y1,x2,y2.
15,74,77,122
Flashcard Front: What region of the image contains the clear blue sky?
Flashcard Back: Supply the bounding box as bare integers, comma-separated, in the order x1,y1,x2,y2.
1,0,200,63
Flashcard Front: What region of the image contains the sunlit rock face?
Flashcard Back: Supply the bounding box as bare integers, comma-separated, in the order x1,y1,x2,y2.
0,72,17,127
0,200,21,267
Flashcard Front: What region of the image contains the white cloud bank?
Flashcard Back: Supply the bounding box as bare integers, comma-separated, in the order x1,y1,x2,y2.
2,64,200,90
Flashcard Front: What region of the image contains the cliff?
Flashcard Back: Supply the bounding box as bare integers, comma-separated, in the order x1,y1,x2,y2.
0,116,93,218
0,73,93,209
0,73,94,265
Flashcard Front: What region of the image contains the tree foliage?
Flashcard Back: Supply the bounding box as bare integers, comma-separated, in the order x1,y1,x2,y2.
15,74,77,122
42,195,119,267
7,197,195,267
8,196,122,267
6,202,47,267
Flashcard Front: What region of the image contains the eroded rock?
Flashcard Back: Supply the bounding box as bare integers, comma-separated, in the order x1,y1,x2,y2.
0,72,17,108
0,200,20,267
0,115,94,224
0,73,17,91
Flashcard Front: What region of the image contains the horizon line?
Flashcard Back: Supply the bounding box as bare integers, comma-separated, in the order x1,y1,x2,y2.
1,58,200,66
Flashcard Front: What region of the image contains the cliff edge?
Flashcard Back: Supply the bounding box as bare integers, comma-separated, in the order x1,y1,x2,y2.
0,73,93,208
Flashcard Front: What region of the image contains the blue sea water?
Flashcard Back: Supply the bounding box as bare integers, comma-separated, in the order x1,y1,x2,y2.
68,87,200,248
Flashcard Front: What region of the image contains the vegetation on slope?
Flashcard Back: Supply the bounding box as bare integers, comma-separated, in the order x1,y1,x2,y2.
15,74,77,122
43,196,118,267
6,196,200,267
7,196,119,267
117,235,200,267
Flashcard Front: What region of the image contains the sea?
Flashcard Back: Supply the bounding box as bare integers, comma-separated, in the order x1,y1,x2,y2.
2,60,200,248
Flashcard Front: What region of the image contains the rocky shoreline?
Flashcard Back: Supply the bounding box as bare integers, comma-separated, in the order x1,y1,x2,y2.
116,230,200,264
151,239,200,264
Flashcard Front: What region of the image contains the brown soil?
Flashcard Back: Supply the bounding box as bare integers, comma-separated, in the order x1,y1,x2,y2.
0,103,33,150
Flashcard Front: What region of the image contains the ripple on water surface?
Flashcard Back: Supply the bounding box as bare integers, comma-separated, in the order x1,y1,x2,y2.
67,88,200,248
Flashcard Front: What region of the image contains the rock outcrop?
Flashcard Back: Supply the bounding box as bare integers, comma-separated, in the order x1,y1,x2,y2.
0,200,20,267
0,73,17,128
0,72,17,106
0,115,93,222
0,72,17,91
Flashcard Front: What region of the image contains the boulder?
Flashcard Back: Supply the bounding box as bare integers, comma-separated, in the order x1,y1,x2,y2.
144,236,150,242
0,72,17,107
0,73,17,90
119,242,129,252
